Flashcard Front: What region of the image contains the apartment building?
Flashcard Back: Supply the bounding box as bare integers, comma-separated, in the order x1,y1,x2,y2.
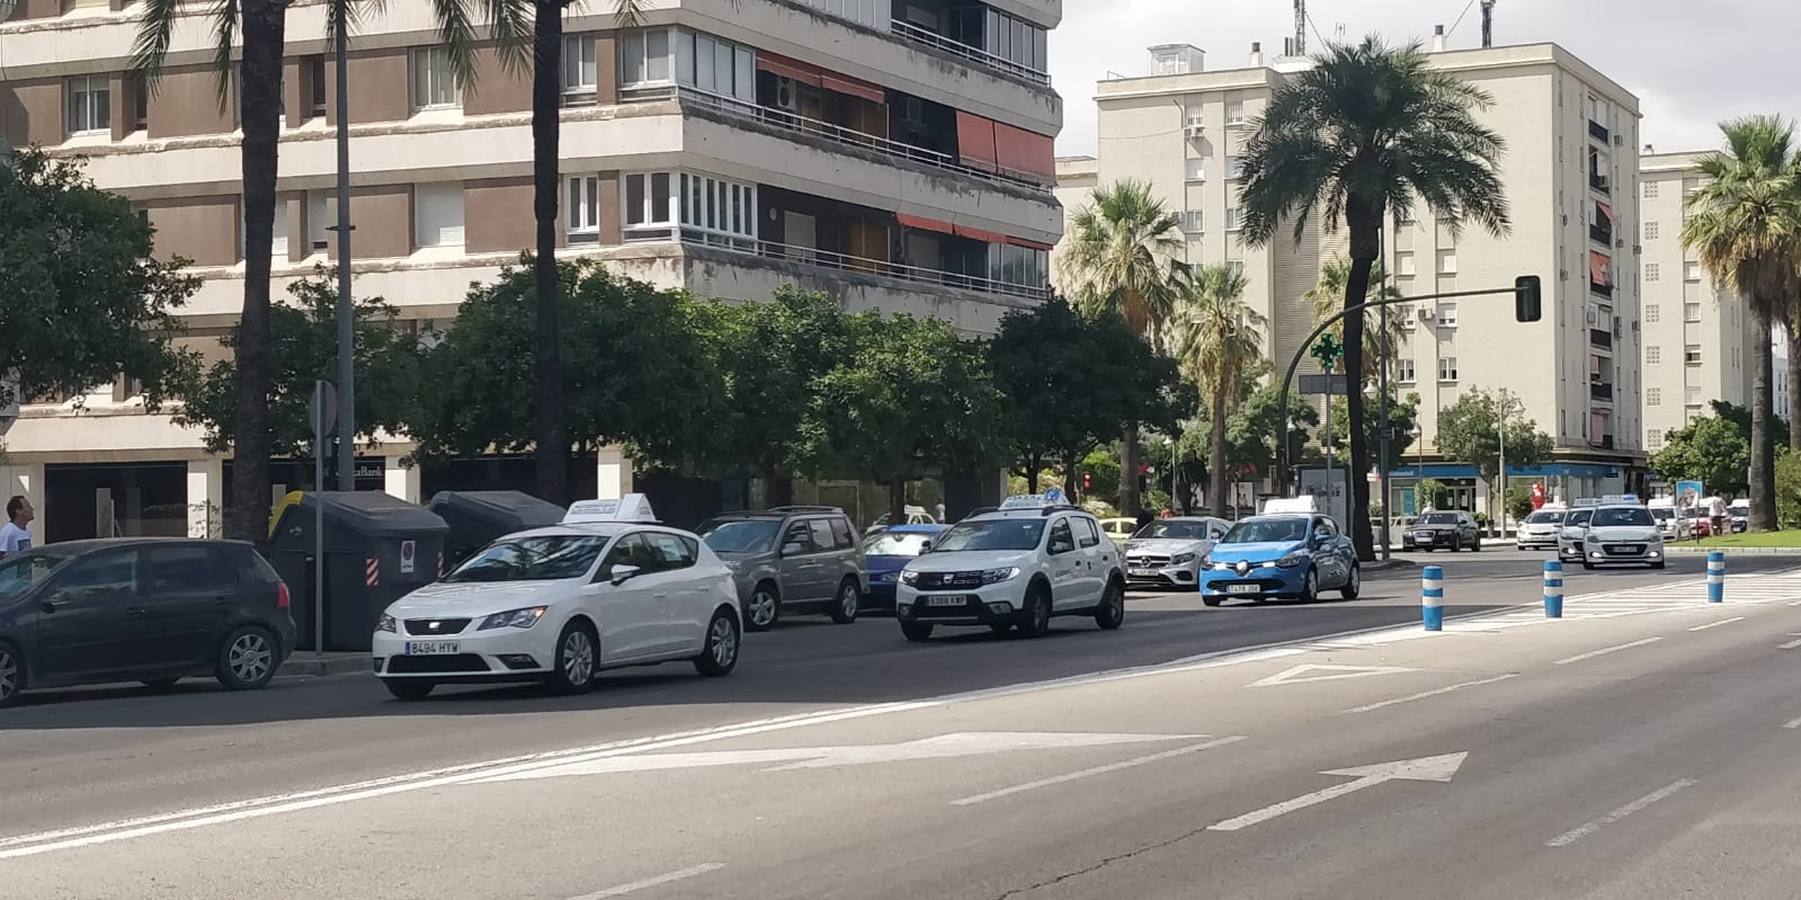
1637,150,1755,457
1060,36,1645,513
0,0,1063,541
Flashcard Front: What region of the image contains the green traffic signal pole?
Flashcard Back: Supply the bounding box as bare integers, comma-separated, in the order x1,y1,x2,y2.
1275,282,1534,499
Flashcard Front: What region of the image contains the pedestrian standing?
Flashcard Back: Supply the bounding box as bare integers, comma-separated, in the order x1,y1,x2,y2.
1709,495,1728,538
0,495,33,557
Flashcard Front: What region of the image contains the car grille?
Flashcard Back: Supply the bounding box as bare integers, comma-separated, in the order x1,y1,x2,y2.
1604,544,1646,556
1128,555,1171,568
914,571,985,590
404,618,471,636
386,654,490,674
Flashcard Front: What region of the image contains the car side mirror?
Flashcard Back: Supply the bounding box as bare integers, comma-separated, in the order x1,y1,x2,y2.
780,542,806,558
918,542,932,554
606,564,641,586
41,589,74,613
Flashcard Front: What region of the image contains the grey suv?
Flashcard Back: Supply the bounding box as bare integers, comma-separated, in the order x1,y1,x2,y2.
696,507,868,631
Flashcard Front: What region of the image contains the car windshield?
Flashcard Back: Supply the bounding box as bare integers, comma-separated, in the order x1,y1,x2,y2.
1592,507,1654,527
1419,513,1459,525
1134,520,1212,540
444,536,610,582
0,549,71,601
1651,509,1673,521
1525,510,1565,524
696,519,781,554
933,518,1046,552
1566,510,1593,526
1221,518,1308,544
863,532,935,557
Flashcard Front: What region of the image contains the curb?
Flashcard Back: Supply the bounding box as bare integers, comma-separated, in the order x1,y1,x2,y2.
1665,547,1801,556
1365,558,1419,571
279,654,369,677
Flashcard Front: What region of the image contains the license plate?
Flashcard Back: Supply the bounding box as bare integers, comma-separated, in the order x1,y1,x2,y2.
927,596,968,607
1413,532,1433,540
405,641,460,655
1227,584,1261,595
1130,567,1156,577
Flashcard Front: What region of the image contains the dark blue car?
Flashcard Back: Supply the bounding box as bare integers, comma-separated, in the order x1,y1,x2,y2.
860,524,950,611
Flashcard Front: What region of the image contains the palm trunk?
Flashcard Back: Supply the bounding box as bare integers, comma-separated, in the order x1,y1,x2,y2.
531,0,569,504
888,478,906,524
1024,454,1041,494
1342,204,1379,561
1062,452,1079,501
1786,315,1801,452
225,1,285,542
1209,382,1228,517
1750,303,1777,530
1120,423,1141,516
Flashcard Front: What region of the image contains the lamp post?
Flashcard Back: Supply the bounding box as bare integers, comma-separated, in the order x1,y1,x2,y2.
331,20,356,491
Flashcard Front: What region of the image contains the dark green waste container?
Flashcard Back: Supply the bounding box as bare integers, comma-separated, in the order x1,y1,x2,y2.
270,491,448,652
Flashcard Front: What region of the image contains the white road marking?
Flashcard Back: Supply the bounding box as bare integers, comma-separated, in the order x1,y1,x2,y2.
1783,716,1801,730
1339,673,1519,714
1207,752,1468,832
1248,663,1418,688
1545,779,1697,847
567,863,726,899
1553,637,1664,666
1687,616,1747,632
1779,635,1801,650
950,736,1248,806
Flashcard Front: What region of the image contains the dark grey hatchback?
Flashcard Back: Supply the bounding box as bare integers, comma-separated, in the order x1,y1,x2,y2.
0,539,297,707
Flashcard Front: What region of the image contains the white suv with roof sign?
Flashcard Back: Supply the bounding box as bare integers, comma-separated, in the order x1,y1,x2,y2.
893,496,1126,641
371,495,742,700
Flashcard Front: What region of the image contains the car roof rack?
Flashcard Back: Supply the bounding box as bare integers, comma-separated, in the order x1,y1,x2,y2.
1039,504,1083,516
767,505,842,514
964,506,999,518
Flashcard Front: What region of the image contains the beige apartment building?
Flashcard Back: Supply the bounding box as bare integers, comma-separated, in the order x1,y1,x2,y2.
0,0,1062,540
1637,150,1755,457
1058,36,1646,513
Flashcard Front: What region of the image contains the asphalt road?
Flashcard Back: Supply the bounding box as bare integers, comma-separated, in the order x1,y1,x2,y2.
5,550,1798,898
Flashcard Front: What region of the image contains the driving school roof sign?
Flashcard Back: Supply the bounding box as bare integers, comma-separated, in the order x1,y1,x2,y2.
562,494,657,524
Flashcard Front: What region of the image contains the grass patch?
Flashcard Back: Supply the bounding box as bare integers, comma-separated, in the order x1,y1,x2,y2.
1695,530,1801,548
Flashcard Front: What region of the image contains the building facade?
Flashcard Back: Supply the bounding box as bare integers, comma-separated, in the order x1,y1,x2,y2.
1059,36,1645,514
0,0,1063,540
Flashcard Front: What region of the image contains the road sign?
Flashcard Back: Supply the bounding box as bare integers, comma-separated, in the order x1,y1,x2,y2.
1298,374,1352,396
399,540,416,574
1207,752,1469,831
309,380,339,438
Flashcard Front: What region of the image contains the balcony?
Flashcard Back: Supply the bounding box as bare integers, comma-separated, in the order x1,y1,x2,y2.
1589,173,1611,195
674,228,1049,302
1588,119,1610,143
1589,328,1613,349
1589,222,1612,246
891,20,1052,86
1599,434,1616,450
1589,281,1614,300
1590,382,1615,402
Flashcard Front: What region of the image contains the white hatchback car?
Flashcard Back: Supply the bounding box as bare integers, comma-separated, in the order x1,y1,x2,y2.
372,495,742,700
1122,516,1232,590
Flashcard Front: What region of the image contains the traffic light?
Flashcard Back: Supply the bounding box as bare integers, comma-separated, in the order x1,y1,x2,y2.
1514,275,1542,322
1081,471,1093,492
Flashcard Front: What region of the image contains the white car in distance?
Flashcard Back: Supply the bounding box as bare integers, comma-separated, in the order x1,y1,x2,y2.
372,494,742,700
1123,516,1232,591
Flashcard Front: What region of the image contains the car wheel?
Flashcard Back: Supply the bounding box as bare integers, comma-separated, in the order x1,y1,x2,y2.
989,623,1013,634
1340,564,1361,600
829,578,861,625
141,678,181,692
384,680,436,701
694,607,741,677
548,621,598,694
1094,579,1125,630
0,642,22,709
1582,561,1595,571
901,622,935,642
1652,561,1666,570
1018,584,1052,638
746,582,781,632
1449,541,1460,552
1202,595,1223,608
1471,536,1482,552
1298,567,1318,603
216,626,278,691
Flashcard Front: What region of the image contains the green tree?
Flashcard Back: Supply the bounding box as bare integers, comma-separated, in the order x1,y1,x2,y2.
1305,256,1406,384
0,150,197,409
1239,36,1510,561
1435,389,1554,519
1681,115,1801,529
173,271,428,458
1505,486,1535,523
1060,179,1188,517
1078,448,1122,508
1774,450,1801,528
1650,410,1752,497
1417,478,1451,511
1328,388,1419,465
1169,264,1267,517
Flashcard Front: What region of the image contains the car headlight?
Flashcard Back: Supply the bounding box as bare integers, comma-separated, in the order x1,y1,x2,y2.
1275,552,1308,568
1586,534,1601,543
376,613,397,634
1171,552,1197,566
1197,554,1210,568
899,570,920,586
980,567,1021,584
477,606,548,630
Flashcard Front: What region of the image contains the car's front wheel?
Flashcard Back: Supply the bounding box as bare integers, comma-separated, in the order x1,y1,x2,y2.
1018,584,1052,638
901,621,935,642
1340,564,1361,600
1298,567,1319,603
746,583,781,632
384,680,435,701
548,622,598,694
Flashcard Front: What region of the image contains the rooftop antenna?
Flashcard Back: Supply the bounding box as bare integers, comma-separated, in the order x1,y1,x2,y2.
1480,0,1496,47
1294,0,1306,56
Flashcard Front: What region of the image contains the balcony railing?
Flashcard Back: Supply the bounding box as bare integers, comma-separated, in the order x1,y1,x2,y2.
674,227,1050,301
890,20,1052,86
1590,173,1611,194
1589,223,1612,246
1590,328,1614,349
1588,119,1610,143
628,84,1053,190
1590,382,1615,402
1589,281,1614,299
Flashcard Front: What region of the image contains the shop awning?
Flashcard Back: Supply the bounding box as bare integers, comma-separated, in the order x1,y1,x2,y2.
757,52,822,87
1595,200,1615,223
956,111,997,172
1589,250,1613,286
953,223,1008,244
819,72,885,105
994,122,1056,178
1004,235,1055,251
896,213,955,235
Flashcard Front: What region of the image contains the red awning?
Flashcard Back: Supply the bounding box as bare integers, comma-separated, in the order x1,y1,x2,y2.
896,213,955,235
819,72,885,105
953,223,1008,244
1595,200,1615,223
993,122,1056,178
1589,250,1613,286
757,52,822,87
956,111,997,172
1004,235,1055,251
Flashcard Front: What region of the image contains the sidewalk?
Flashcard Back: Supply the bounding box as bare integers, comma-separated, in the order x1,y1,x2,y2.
278,653,368,677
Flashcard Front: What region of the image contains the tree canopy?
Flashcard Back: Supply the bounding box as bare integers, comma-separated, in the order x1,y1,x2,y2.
1435,389,1554,495
1650,401,1762,497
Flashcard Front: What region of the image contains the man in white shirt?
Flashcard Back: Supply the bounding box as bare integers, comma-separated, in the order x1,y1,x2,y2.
0,495,33,557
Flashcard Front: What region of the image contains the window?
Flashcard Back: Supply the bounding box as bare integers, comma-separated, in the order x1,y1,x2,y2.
1438,252,1458,275
779,523,813,554
562,34,598,103
1225,207,1241,231
679,172,757,246
1224,260,1245,281
1047,518,1075,553
65,75,110,135
1396,252,1416,277
306,191,331,252
1438,303,1458,327
410,47,459,110
1685,261,1702,281
1645,263,1660,283
675,30,757,102
795,0,881,29
1438,357,1458,381
982,8,1048,73
1684,344,1702,365
1647,429,1663,449
565,175,601,243
1182,210,1204,233
1074,517,1100,549
1399,304,1417,330
829,518,856,550
644,533,696,571
306,56,327,116
128,72,148,132
1686,384,1702,404
1225,156,1244,180
1643,181,1659,199
1644,221,1659,241
622,27,674,86
1224,100,1245,124
1684,302,1701,322
1646,345,1662,365
145,547,232,594
53,549,138,596
243,200,289,258
1647,387,1661,406
1184,157,1205,182
412,183,465,249
1397,359,1416,383
989,242,1048,291
622,171,677,239
806,519,835,551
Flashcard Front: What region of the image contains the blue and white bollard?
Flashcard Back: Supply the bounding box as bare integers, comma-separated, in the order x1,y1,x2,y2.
1422,565,1445,631
1543,560,1564,618
1707,550,1726,603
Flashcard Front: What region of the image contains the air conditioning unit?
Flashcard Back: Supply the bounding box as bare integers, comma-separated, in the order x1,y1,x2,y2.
1184,123,1206,139
1559,267,1570,281
1616,239,1626,249
1613,134,1625,147
1614,315,1624,337
1585,307,1597,325
1417,307,1436,322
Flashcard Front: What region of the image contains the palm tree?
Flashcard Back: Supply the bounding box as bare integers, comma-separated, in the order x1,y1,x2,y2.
1306,256,1407,384
1682,115,1801,530
1170,264,1266,518
134,0,288,540
1239,37,1510,561
1061,179,1187,516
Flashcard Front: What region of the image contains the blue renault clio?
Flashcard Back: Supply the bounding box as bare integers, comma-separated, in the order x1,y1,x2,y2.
1198,507,1360,606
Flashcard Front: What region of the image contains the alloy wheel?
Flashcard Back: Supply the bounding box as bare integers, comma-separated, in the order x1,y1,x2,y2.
228,633,272,684
563,631,595,686
751,590,778,628
840,584,858,619
710,617,739,669
0,648,17,703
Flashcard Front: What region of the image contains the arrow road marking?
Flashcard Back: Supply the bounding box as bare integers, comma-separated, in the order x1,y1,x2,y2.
1783,716,1801,730
1779,635,1801,650
1207,752,1468,832
951,736,1249,806
1546,779,1697,847
1247,663,1418,688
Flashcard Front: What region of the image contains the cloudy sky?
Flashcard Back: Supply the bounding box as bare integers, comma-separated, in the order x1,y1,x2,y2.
1049,0,1796,157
